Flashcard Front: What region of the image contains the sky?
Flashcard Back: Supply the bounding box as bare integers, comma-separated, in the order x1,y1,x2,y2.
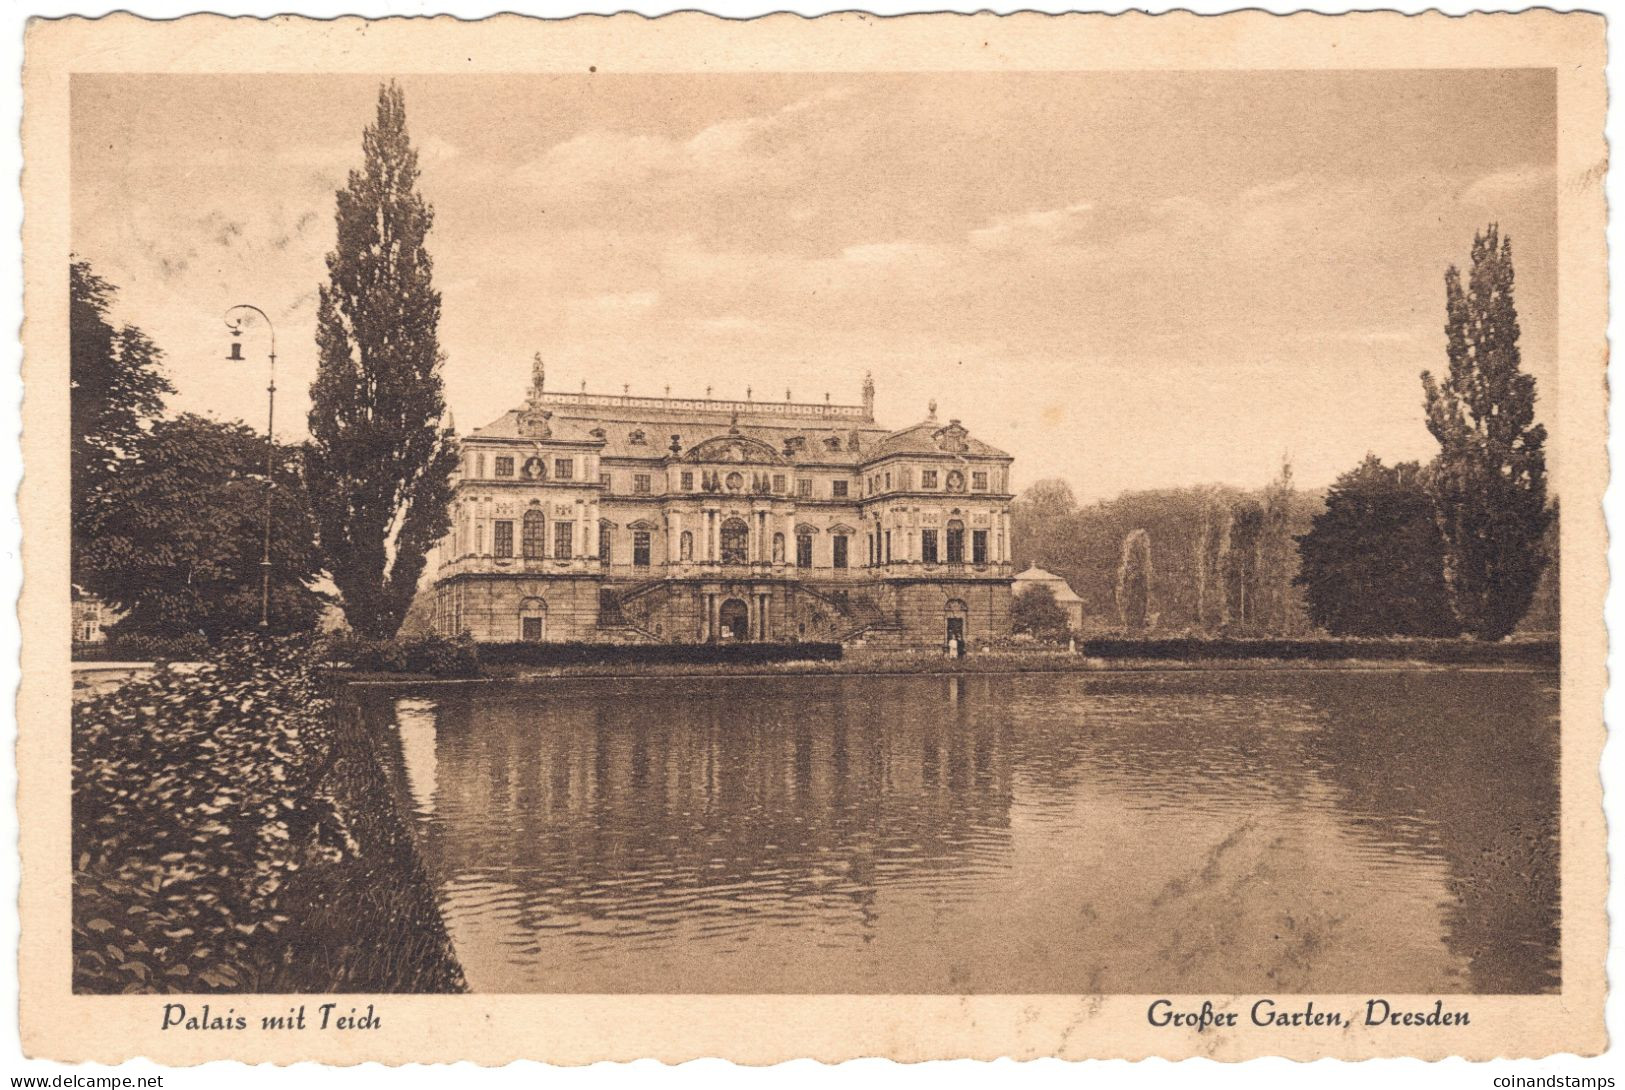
70,69,1558,501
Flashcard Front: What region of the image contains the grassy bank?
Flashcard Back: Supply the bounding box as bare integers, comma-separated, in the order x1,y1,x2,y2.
72,636,464,994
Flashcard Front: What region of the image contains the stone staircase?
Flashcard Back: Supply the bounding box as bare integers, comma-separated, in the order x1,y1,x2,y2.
836,591,907,646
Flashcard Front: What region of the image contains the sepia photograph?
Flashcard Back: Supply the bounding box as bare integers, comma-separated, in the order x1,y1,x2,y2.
16,8,1609,1068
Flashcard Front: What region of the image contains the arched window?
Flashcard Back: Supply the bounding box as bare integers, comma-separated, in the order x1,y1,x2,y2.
680,530,694,561
772,532,786,563
720,518,750,565
522,508,546,559
946,519,966,564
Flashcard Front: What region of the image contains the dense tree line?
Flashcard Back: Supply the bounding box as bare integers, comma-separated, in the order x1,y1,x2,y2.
1011,461,1315,636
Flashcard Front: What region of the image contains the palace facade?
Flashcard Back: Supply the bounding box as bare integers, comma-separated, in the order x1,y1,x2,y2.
431,359,1014,646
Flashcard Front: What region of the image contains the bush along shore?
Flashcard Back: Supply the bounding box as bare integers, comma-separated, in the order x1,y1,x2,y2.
72,635,465,994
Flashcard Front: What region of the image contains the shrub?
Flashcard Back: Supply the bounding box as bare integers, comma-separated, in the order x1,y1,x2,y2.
72,634,465,994
72,635,336,992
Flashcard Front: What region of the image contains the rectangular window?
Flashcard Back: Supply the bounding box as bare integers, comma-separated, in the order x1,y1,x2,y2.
831,480,848,498
773,474,787,493
554,521,574,560
599,524,611,566
921,529,938,563
680,471,694,491
494,456,515,478
521,616,544,642
797,478,812,498
972,471,989,491
884,472,891,490
633,530,651,567
476,453,486,478
600,472,613,491
921,469,938,489
634,474,652,495
796,534,813,568
493,520,513,558
554,457,574,480
946,525,965,564
833,536,848,569
973,529,989,565
884,530,892,564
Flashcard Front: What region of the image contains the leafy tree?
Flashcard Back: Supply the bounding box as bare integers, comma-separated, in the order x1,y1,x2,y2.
77,414,328,639
1422,225,1552,640
306,81,460,639
70,260,172,585
1012,583,1069,639
1011,478,1078,571
1294,456,1459,637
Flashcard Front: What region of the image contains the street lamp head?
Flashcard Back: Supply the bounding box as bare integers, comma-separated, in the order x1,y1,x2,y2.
227,336,244,362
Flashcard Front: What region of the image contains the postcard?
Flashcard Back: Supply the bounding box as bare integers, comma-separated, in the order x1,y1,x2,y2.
19,10,1608,1063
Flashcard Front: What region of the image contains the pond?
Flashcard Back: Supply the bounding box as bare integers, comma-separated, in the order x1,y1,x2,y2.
359,668,1560,994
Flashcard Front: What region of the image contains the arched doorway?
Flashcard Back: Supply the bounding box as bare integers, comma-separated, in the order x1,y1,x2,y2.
720,518,750,565
719,597,750,642
944,598,968,649
519,597,547,642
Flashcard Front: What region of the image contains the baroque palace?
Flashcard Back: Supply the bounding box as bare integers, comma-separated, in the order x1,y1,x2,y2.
432,358,1014,646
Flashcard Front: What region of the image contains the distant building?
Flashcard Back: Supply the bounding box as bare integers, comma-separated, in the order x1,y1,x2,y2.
432,359,1015,646
1012,566,1084,631
71,585,112,644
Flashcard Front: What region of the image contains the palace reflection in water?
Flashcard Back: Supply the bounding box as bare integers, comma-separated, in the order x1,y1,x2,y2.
358,670,1558,994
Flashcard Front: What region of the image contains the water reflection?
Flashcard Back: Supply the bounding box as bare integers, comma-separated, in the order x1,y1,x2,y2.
361,670,1558,994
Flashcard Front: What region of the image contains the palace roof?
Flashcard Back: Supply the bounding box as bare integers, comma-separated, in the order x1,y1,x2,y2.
468,387,1007,465
871,419,1012,461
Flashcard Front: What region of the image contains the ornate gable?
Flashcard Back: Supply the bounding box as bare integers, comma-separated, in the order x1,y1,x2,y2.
683,433,787,465
518,408,553,439
934,420,969,453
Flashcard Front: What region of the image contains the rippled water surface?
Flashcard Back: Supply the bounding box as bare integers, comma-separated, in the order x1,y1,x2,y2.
360,669,1559,994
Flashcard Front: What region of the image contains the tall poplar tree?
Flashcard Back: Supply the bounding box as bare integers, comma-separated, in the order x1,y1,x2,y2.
306,82,460,639
1421,225,1551,640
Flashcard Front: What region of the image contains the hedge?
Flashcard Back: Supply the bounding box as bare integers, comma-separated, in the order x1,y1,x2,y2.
478,640,843,667
73,632,211,663
321,632,480,678
1077,637,1558,666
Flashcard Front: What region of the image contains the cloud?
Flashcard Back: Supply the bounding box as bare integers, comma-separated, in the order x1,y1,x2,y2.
968,201,1094,250
514,85,853,201
1458,163,1554,206
838,241,944,266
697,315,769,334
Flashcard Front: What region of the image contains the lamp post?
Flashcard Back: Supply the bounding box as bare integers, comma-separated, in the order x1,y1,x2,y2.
224,304,277,630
